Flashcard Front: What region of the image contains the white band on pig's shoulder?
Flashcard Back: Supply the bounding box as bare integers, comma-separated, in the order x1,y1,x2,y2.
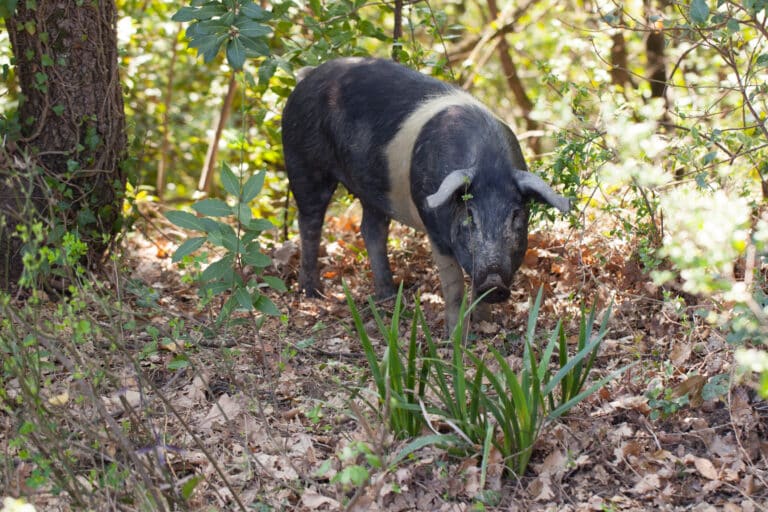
426,167,478,209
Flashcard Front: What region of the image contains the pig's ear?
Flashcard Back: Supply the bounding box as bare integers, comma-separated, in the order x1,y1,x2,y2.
513,170,571,214
426,167,477,209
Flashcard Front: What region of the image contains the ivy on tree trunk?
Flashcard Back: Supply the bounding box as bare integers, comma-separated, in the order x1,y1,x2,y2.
1,0,126,288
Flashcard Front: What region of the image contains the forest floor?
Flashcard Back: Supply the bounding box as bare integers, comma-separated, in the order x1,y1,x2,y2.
6,203,768,511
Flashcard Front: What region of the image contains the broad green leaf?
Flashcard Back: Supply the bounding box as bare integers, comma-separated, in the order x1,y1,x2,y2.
171,6,201,22
201,255,234,282
242,171,265,203
172,236,206,262
241,2,271,21
226,36,246,70
257,59,277,90
244,250,271,267
690,0,710,24
0,0,17,18
168,355,190,370
165,210,206,231
181,475,202,501
247,218,274,232
234,287,254,310
221,163,241,197
192,198,232,217
216,224,241,253
254,295,280,316
236,18,272,38
236,203,252,224
757,53,768,68
331,465,369,486
188,33,227,62
192,20,230,35
263,275,287,292
239,34,270,57
200,217,224,233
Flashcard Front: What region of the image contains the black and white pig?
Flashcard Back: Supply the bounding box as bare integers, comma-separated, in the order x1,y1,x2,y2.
281,57,570,333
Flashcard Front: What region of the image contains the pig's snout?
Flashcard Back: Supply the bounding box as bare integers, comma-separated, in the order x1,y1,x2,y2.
475,273,510,303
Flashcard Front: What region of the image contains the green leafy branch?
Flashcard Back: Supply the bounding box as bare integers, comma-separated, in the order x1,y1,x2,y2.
165,163,285,325
172,0,272,70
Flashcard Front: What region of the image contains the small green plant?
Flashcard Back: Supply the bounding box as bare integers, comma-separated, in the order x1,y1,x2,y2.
470,288,623,475
345,282,430,438
347,284,626,477
165,163,285,326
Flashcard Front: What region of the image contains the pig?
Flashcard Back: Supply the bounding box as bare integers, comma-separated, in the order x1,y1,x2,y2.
281,57,570,333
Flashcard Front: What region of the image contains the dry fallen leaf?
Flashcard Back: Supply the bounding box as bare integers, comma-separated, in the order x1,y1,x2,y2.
631,473,661,494
200,393,242,429
48,391,69,406
693,456,719,480
301,489,340,510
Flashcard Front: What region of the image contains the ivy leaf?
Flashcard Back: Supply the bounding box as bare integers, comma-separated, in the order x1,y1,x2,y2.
0,0,18,18
690,0,710,24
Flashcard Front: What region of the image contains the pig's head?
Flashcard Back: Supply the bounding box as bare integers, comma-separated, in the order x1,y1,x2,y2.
426,165,570,303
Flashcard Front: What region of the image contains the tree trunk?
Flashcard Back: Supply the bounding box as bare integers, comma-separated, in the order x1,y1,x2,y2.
2,0,126,288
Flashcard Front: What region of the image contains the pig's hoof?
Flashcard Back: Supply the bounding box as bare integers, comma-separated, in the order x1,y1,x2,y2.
374,286,398,301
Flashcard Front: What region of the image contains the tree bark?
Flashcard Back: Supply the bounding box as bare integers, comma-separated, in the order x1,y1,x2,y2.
645,1,668,99
198,73,237,195
2,0,126,288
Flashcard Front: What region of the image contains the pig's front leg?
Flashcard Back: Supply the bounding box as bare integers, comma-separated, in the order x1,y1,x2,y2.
431,244,466,336
360,207,396,299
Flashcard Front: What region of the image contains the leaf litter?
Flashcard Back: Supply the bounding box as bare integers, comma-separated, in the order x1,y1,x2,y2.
7,206,768,511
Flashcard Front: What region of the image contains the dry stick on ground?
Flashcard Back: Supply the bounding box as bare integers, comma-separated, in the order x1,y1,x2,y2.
198,73,238,195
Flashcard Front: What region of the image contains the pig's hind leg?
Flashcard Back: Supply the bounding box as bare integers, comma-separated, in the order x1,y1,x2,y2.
287,157,338,298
